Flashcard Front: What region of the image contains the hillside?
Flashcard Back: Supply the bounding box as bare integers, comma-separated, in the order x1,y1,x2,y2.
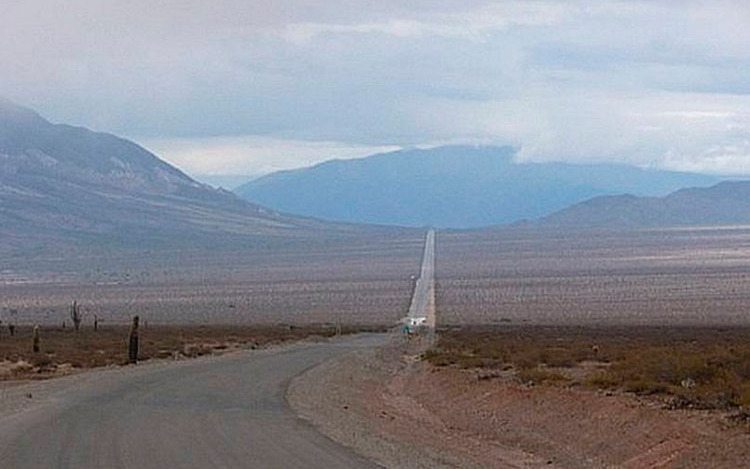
540,180,750,229
0,99,351,257
235,146,718,228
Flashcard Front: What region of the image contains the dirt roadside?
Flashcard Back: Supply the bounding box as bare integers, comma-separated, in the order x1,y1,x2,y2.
287,333,750,469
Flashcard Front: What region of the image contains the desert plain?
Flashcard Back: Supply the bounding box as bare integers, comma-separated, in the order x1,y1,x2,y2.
3,226,750,468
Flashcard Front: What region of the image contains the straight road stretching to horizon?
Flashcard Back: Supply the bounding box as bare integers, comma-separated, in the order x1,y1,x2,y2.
0,335,385,469
405,229,436,329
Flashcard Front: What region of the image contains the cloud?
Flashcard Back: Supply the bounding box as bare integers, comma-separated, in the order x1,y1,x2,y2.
142,136,400,177
281,2,569,44
2,1,750,175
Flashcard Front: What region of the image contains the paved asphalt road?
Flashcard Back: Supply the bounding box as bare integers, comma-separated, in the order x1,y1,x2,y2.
406,229,436,328
0,334,386,469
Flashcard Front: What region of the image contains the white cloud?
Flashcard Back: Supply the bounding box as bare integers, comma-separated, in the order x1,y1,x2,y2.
2,0,750,176
282,2,570,44
141,136,400,177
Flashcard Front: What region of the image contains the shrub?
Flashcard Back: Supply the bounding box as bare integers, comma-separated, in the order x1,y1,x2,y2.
517,368,569,386
425,326,750,411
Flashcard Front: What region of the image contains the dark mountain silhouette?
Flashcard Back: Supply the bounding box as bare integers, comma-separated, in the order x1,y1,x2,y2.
235,146,718,228
0,99,348,255
540,180,750,229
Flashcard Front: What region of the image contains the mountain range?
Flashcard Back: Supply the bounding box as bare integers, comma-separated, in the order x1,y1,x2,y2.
0,99,350,257
3,98,748,255
540,180,750,229
235,146,719,228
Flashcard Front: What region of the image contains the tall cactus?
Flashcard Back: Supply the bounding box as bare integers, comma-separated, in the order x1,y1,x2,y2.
128,315,139,364
32,325,40,353
69,300,82,332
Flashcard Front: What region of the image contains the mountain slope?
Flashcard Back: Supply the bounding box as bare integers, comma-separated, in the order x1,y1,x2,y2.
0,99,343,254
235,146,719,228
540,180,750,229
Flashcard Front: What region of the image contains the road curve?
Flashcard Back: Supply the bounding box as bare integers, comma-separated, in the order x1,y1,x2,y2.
0,335,385,469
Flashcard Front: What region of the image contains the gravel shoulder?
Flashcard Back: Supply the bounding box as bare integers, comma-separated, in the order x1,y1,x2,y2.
288,332,750,469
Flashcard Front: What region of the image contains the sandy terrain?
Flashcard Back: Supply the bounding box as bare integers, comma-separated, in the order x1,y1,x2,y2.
289,333,750,469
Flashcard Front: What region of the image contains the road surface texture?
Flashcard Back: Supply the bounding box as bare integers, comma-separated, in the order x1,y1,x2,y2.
0,335,385,469
405,229,436,329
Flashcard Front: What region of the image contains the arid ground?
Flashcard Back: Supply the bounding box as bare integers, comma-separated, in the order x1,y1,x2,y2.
291,327,750,469
0,231,424,326
5,226,750,468
290,226,750,469
437,226,750,326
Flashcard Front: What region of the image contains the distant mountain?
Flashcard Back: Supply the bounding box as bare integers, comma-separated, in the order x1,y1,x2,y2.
235,146,719,228
540,180,750,229
0,99,346,255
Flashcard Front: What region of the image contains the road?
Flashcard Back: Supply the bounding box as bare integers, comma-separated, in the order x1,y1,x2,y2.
0,335,385,469
405,229,436,329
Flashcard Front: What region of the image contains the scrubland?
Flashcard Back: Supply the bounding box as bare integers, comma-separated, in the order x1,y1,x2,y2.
425,326,750,414
431,226,750,417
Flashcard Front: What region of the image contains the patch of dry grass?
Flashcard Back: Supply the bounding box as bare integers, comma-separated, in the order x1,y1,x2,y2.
424,326,750,411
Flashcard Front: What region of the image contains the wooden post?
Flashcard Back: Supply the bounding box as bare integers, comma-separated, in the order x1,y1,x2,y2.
128,315,139,364
32,325,40,353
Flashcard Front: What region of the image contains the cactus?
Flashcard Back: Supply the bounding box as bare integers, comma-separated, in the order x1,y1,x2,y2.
128,315,139,364
32,325,40,353
69,300,82,332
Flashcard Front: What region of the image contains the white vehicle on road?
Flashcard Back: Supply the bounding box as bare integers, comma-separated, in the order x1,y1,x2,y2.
408,317,427,327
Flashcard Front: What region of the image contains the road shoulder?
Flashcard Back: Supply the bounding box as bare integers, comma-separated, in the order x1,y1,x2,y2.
288,334,547,469
288,333,750,469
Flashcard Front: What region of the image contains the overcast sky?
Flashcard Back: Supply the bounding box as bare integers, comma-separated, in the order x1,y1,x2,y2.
2,0,750,180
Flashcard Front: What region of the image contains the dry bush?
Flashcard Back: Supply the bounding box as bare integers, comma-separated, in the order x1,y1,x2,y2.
426,325,750,411
516,368,569,386
424,326,600,371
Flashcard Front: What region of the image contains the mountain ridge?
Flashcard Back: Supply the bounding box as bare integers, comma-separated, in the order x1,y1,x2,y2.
539,179,750,229
0,99,360,257
235,145,720,228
